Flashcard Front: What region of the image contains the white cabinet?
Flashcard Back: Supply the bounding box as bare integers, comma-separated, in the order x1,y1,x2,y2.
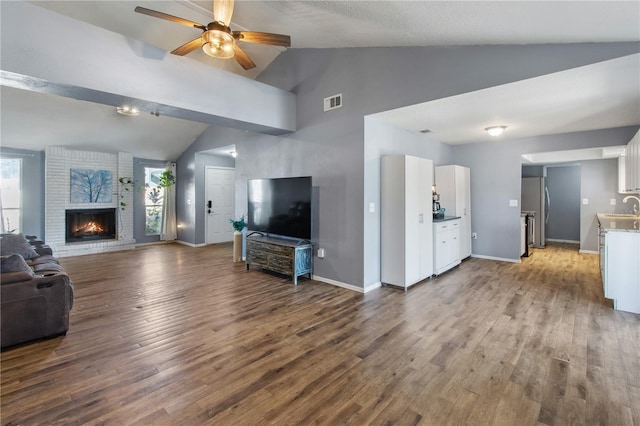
435,165,471,258
520,215,526,256
433,219,461,275
381,155,433,289
603,230,640,314
622,129,640,193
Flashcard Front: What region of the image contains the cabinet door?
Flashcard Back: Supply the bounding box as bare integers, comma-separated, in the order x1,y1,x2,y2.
459,167,471,258
605,231,640,313
450,221,461,262
419,158,433,278
404,156,422,284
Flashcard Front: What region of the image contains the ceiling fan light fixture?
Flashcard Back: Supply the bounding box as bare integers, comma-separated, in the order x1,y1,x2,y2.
485,125,507,136
202,28,235,59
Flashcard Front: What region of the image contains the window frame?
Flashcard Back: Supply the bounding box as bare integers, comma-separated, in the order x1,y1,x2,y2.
144,166,166,236
0,157,23,234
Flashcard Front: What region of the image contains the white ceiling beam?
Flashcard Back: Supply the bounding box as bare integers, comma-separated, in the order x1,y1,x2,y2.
0,1,295,135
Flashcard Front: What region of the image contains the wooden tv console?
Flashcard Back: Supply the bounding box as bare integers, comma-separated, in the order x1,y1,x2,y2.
246,235,313,285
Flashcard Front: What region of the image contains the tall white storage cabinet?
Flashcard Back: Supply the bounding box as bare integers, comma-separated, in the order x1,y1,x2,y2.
381,155,434,289
435,165,472,259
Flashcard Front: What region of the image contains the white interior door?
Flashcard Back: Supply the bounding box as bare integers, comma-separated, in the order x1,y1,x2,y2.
205,167,235,244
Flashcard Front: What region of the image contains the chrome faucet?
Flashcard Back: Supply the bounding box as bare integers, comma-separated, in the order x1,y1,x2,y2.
623,195,640,216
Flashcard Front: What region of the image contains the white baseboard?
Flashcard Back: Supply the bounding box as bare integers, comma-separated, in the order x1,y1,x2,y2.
547,239,580,244
175,240,206,248
579,249,598,255
471,254,521,263
135,240,173,247
312,275,375,293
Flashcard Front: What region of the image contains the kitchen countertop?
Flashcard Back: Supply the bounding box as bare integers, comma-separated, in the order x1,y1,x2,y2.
597,214,640,232
433,216,461,223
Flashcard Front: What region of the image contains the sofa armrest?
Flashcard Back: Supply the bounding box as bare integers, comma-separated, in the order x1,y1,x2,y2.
34,246,53,256
1,271,35,284
1,273,74,348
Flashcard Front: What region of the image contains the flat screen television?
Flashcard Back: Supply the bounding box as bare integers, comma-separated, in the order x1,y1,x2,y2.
247,176,312,240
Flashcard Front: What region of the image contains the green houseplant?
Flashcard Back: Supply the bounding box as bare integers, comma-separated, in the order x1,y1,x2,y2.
229,216,246,232
229,216,246,263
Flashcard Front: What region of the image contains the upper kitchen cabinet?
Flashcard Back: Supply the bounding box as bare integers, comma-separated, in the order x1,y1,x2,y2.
621,129,640,194
435,165,472,259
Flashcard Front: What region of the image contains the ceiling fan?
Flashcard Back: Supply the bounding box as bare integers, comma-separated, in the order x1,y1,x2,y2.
135,0,291,70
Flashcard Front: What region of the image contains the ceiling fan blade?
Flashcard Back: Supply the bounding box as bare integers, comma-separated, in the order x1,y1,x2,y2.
171,37,203,56
213,0,234,26
134,6,206,30
234,31,291,47
232,45,256,70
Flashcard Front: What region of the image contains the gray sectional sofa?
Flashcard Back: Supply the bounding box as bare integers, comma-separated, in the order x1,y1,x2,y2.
1,234,74,349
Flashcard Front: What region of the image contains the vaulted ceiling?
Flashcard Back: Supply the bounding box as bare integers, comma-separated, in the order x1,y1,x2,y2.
1,1,639,160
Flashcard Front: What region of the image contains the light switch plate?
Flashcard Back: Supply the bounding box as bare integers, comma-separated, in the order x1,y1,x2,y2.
509,200,518,207
369,202,375,213
610,199,617,205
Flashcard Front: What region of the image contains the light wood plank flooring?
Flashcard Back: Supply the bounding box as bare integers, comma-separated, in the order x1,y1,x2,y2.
1,242,639,425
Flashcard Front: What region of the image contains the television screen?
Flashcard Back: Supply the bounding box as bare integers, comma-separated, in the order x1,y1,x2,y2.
247,176,312,240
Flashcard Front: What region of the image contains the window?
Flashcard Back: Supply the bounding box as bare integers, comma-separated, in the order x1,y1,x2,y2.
0,158,22,233
144,167,165,235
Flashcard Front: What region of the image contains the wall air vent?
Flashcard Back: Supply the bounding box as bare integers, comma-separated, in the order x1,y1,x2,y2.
323,93,343,112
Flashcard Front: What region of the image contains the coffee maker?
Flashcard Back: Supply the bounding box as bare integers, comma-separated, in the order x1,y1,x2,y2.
432,186,442,218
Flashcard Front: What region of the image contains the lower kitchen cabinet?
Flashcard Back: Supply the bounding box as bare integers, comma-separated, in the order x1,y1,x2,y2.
433,219,461,275
603,230,640,314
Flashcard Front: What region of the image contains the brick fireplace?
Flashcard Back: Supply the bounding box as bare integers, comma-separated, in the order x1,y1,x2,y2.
45,147,135,257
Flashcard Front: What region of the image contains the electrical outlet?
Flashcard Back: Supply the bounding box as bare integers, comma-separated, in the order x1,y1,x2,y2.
509,200,518,207
369,202,375,213
317,248,325,258
472,232,478,239
610,199,617,205
583,198,589,205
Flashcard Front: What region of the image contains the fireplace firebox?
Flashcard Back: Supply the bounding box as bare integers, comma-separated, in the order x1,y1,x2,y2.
66,208,117,243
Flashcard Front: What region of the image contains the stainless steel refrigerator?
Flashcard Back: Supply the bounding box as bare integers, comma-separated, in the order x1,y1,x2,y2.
521,177,549,248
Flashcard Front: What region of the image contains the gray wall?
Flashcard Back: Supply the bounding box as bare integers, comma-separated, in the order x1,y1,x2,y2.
175,42,639,288
580,159,632,252
363,117,452,287
522,166,545,177
546,166,580,242
0,147,44,238
452,126,638,261
175,147,235,245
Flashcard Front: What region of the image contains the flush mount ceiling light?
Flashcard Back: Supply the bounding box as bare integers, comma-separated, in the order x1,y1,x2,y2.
485,126,507,136
116,106,139,116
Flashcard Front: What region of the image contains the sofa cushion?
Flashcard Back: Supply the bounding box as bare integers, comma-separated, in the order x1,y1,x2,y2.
1,254,35,284
1,254,33,273
0,234,39,259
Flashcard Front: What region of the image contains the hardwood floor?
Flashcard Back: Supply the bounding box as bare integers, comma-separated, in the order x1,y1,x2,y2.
1,242,639,425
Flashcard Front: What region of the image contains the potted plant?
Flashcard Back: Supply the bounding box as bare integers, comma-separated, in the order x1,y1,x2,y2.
229,216,246,263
